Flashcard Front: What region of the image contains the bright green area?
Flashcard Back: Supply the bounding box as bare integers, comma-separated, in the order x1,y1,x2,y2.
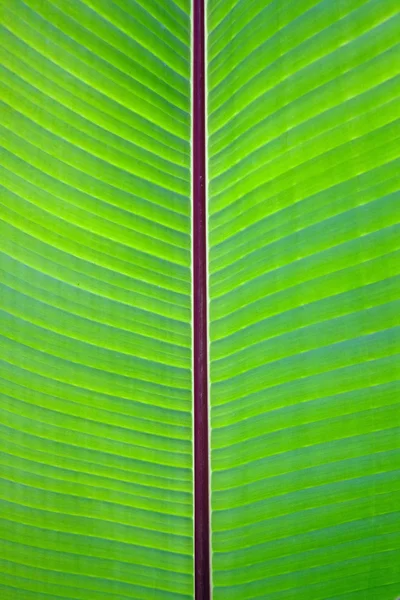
208,0,400,598
0,0,193,598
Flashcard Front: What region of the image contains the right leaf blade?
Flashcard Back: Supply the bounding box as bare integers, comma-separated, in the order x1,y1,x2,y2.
208,1,400,598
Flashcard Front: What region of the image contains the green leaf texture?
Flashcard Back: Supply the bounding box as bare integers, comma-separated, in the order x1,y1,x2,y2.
208,0,400,598
0,0,193,598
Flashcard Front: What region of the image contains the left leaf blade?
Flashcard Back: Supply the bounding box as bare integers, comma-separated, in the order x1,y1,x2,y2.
0,0,193,597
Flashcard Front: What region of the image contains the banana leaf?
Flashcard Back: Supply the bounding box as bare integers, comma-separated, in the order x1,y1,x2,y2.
0,0,399,598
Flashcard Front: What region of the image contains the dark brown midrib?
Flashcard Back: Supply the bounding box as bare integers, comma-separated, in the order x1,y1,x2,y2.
193,0,210,597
